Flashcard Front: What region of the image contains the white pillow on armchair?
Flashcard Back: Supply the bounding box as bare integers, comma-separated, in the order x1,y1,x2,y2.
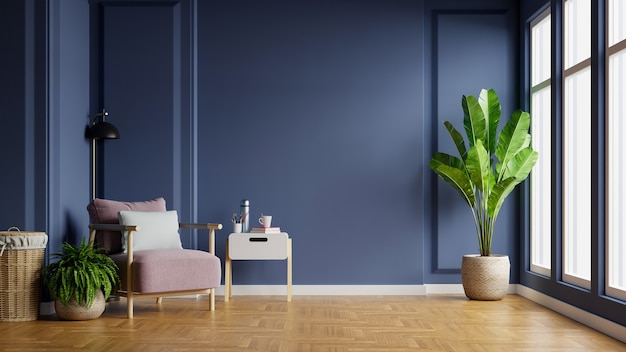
118,210,183,252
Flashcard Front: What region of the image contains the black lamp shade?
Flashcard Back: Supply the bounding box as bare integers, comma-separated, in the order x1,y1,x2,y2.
87,121,120,139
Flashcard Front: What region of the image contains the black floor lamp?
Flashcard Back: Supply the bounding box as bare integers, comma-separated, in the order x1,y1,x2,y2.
86,109,120,200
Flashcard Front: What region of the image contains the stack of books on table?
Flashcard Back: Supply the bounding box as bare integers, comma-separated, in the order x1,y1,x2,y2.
251,227,281,233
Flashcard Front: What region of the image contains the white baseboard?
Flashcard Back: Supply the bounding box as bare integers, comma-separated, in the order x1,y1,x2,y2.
296,285,429,295
214,284,520,296
425,284,465,294
515,284,626,344
215,285,429,296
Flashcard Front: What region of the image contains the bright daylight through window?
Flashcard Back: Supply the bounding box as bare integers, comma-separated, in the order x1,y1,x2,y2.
529,9,552,277
562,0,591,289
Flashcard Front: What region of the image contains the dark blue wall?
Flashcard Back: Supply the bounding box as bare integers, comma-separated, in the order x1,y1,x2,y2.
193,1,518,284
0,0,91,259
1,0,520,286
0,1,28,229
193,0,519,285
52,0,92,253
198,0,426,285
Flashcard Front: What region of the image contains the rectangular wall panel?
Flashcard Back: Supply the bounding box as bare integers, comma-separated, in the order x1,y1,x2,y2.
426,8,518,280
95,0,197,246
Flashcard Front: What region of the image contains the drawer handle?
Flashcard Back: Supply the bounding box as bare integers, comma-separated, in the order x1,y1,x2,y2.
249,237,268,242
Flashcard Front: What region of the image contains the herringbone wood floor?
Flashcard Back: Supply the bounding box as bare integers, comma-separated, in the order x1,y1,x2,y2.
1,295,624,351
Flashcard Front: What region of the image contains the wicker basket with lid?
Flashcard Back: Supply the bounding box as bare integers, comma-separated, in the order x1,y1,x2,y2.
0,228,48,321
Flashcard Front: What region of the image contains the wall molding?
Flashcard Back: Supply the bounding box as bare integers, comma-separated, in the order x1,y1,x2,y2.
423,4,521,282
93,0,199,246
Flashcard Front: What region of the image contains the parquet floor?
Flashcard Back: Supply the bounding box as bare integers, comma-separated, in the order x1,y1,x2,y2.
1,295,624,351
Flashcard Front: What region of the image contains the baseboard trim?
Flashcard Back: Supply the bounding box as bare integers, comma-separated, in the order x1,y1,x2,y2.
215,285,429,296
214,284,519,296
516,284,626,344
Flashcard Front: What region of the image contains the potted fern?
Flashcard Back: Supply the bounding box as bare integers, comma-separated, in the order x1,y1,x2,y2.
43,239,119,320
429,88,538,300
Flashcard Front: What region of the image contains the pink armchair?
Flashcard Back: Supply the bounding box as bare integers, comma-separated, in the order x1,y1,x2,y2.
87,198,222,318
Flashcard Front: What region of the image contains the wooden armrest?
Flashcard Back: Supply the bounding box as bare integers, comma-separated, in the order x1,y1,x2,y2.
179,223,222,231
178,223,222,255
88,224,140,232
88,224,140,249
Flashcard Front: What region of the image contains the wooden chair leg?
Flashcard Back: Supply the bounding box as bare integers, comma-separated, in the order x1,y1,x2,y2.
225,240,231,302
127,294,134,319
287,238,292,302
209,288,215,311
156,297,163,304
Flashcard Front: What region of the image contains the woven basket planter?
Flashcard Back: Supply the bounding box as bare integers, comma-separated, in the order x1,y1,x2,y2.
461,254,510,301
55,290,105,321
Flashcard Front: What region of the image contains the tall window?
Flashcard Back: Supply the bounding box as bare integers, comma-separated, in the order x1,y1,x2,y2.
530,9,552,277
562,0,591,289
606,0,626,301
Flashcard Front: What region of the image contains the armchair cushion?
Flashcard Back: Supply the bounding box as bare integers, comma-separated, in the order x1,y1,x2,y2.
110,249,221,293
118,210,183,252
87,197,166,254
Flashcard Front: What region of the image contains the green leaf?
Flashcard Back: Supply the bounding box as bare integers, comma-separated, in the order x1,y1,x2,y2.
429,152,475,206
462,94,487,148
501,146,539,181
465,140,492,193
495,109,531,180
487,177,519,219
478,88,501,155
443,121,467,161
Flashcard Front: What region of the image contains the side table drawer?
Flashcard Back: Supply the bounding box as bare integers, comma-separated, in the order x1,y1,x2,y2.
228,232,289,260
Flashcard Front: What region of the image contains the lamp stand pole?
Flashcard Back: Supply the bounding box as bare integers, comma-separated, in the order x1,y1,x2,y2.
91,138,97,200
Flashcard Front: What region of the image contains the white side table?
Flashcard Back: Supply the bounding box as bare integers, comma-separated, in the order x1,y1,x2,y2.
225,232,292,302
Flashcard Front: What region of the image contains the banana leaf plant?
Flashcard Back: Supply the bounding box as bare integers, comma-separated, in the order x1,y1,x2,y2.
429,89,538,256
